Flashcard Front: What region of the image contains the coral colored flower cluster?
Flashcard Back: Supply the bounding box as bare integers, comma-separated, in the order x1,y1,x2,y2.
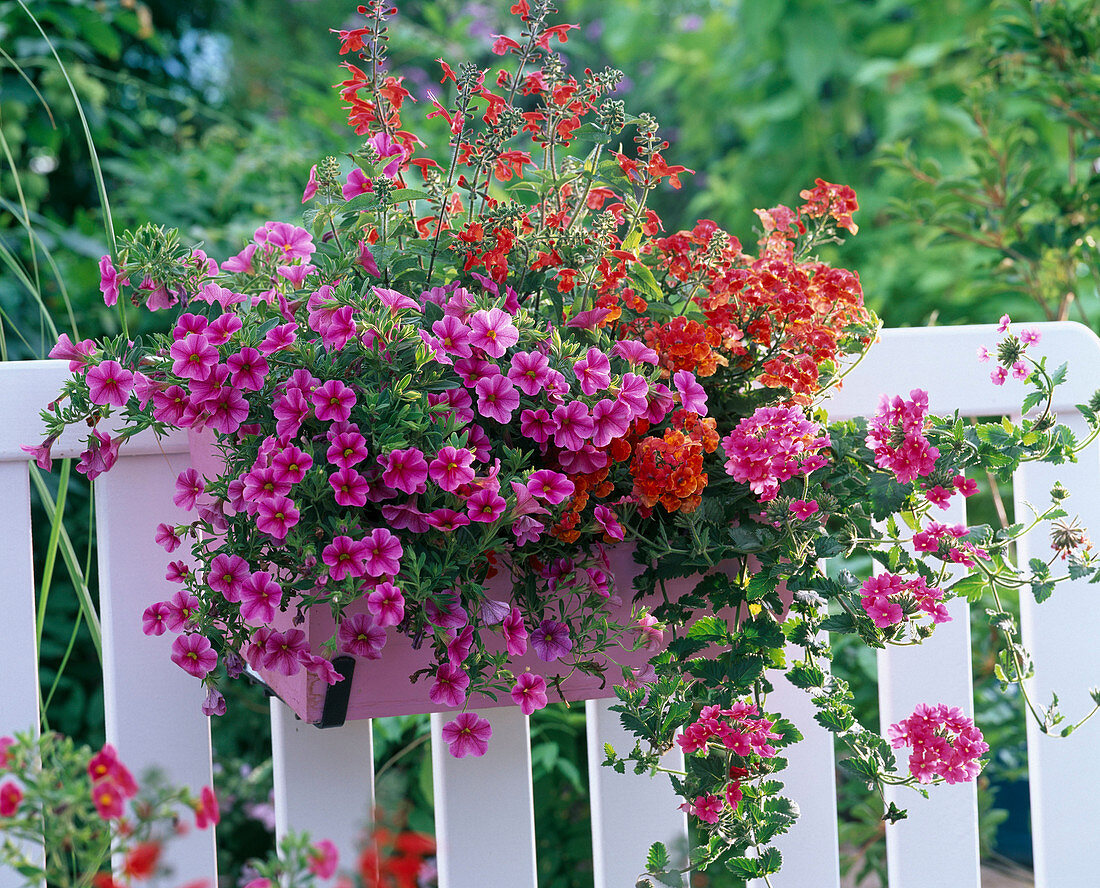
630,410,719,513
720,405,830,501
888,704,989,784
859,572,950,629
864,389,939,484
676,703,781,823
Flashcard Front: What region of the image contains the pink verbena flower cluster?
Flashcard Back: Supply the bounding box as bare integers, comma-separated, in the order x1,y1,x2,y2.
859,571,950,628
888,704,989,784
720,405,830,501
676,703,781,823
864,389,939,484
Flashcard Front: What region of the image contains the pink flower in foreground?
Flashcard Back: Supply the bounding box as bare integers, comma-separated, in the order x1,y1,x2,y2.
593,505,625,541
0,781,23,817
86,360,135,407
475,373,520,424
552,401,594,451
99,255,126,306
530,619,572,662
1011,360,1029,381
329,467,368,507
338,613,386,659
343,167,372,200
680,794,723,824
429,663,470,707
888,703,988,784
467,487,507,523
526,469,574,505
440,712,492,758
502,607,528,656
380,447,429,494
142,602,170,636
301,164,318,202
170,333,219,381
508,350,550,395
255,496,300,539
469,307,519,358
308,840,339,879
262,628,309,676
239,571,283,624
997,314,1011,333
367,581,405,627
673,369,708,416
573,348,611,395
312,379,357,423
171,634,217,678
1020,328,1041,346
429,446,476,492
174,468,205,511
322,535,368,581
209,553,250,602
990,366,1008,386
49,332,98,370
511,672,548,715
362,528,403,577
953,475,978,497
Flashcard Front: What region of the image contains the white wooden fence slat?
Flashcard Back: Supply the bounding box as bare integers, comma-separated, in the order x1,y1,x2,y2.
270,700,375,862
877,497,981,888
586,698,689,888
748,657,841,888
0,461,43,888
96,453,217,883
1014,420,1100,888
430,707,537,888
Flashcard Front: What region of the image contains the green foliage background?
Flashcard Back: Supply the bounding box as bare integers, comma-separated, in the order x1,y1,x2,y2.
4,0,1097,884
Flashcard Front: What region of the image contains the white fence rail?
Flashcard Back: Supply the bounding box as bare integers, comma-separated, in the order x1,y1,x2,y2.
3,323,1100,887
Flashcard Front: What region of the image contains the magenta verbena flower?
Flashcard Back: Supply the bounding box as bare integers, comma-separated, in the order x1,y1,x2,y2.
864,390,939,484
888,703,988,784
721,405,830,501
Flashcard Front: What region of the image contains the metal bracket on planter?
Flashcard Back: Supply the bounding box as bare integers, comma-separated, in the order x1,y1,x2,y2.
317,655,356,728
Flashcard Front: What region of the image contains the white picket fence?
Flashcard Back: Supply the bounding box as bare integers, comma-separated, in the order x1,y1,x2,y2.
3,323,1100,888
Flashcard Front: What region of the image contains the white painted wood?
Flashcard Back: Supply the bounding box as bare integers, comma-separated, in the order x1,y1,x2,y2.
0,461,43,888
271,699,375,861
748,659,841,888
1014,418,1100,888
96,452,217,883
877,497,981,888
431,707,537,888
586,698,690,888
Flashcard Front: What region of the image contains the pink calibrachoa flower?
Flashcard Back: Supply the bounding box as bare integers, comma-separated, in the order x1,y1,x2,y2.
790,499,819,520
266,222,315,262
429,663,470,707
202,687,227,716
673,369,708,416
467,487,507,523
469,307,519,358
440,712,492,758
432,316,474,359
330,467,369,507
49,332,98,370
508,350,551,395
635,613,666,651
357,240,381,277
475,373,520,424
142,601,170,636
368,130,406,178
312,379,356,423
530,619,572,662
323,535,368,581
256,496,300,539
429,446,476,492
86,360,135,407
612,339,659,365
367,581,405,627
155,523,182,552
343,167,373,200
426,592,468,629
426,508,471,532
520,407,555,443
171,634,218,679
573,347,611,395
511,672,549,715
308,840,340,879
589,398,632,448
446,625,474,663
259,322,298,355
170,333,219,381
174,468,205,511
888,703,988,784
226,347,269,391
263,628,309,676
502,607,528,656
593,505,625,541
374,286,420,313
0,781,23,817
239,571,283,624
301,164,318,202
380,447,429,494
338,613,386,659
552,401,594,451
454,355,500,387
526,469,574,504
99,255,126,306
208,553,250,602
328,431,369,469
272,445,313,484
362,527,403,577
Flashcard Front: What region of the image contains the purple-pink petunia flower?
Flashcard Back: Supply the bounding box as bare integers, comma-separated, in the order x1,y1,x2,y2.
357,240,381,277
373,286,420,313
226,347,268,391
573,347,612,396
469,307,519,358
429,663,470,708
673,369,708,416
255,496,300,539
312,380,356,423
338,613,386,659
367,131,406,179
271,445,313,484
508,350,551,395
475,374,520,424
208,553,250,602
49,332,98,370
142,601,170,636
511,672,549,715
426,508,471,532
322,535,369,581
171,634,217,678
440,712,492,758
86,360,135,407
502,607,528,656
174,468,204,511
552,401,594,451
259,322,298,356
99,255,126,306
301,164,318,202
520,407,556,444
593,505,625,541
526,469,574,505
467,487,507,523
612,339,659,365
590,398,631,448
362,527,403,577
379,447,429,495
239,571,283,624
343,167,373,200
266,222,315,262
367,581,405,627
263,628,309,676
530,619,572,662
429,446,476,492
327,431,369,469
329,467,369,507
170,333,219,381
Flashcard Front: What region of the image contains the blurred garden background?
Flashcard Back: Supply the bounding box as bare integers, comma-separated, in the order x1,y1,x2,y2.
2,0,1097,884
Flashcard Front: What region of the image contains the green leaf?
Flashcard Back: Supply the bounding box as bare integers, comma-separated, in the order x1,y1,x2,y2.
646,842,671,873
